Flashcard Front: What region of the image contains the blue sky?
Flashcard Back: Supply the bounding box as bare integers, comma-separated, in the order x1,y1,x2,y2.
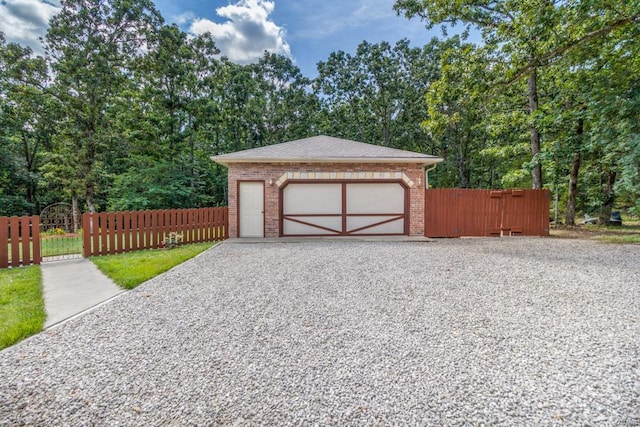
0,0,465,78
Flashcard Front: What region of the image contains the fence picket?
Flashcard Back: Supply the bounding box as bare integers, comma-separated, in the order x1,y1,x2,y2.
20,216,30,265
0,217,8,268
93,214,100,257
182,210,189,244
214,208,220,240
2,208,229,267
10,217,20,267
123,212,131,253
32,217,41,265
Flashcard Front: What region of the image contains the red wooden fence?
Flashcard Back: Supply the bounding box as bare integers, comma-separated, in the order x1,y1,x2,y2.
0,216,41,268
425,189,550,237
83,207,228,257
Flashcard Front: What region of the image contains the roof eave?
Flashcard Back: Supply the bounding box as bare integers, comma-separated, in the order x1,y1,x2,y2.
212,156,444,167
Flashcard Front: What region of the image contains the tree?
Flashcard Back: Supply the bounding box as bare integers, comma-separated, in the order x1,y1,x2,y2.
250,52,319,146
394,0,640,189
421,39,497,188
0,33,58,215
43,0,163,212
107,24,226,210
316,39,443,150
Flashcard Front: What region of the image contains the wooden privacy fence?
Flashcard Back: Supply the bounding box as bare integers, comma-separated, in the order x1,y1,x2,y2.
425,189,550,238
83,207,228,257
0,216,41,268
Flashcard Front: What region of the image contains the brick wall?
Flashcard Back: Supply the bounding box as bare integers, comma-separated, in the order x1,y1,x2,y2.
227,162,426,238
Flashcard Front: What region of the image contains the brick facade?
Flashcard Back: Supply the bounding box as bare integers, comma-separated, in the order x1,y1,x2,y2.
228,162,426,238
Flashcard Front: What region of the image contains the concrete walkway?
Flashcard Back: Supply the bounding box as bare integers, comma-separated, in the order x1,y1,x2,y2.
41,258,125,328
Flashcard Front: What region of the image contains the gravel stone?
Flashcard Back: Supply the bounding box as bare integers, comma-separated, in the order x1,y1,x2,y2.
0,238,638,425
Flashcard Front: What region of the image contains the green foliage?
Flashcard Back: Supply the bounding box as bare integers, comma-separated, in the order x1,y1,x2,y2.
0,266,45,349
0,35,56,215
91,242,216,289
107,158,217,210
0,0,638,221
316,38,444,151
595,234,640,245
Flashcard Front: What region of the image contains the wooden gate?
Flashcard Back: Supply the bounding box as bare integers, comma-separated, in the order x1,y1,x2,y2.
425,189,550,237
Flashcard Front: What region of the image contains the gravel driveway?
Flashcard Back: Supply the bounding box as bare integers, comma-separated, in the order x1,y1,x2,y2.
1,238,638,425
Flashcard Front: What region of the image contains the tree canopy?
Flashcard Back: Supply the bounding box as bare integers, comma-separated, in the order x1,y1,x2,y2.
0,0,638,223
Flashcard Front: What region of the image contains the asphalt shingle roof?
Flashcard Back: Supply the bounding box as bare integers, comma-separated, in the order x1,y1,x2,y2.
212,135,443,165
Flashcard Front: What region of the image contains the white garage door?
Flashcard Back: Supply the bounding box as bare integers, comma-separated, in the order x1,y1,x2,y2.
282,182,406,236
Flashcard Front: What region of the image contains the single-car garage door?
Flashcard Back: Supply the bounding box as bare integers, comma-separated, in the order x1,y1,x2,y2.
281,181,407,236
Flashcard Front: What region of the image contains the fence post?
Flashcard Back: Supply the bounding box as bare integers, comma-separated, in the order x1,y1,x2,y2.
0,217,8,268
10,217,20,267
32,216,41,264
223,207,229,239
20,216,30,265
83,212,91,257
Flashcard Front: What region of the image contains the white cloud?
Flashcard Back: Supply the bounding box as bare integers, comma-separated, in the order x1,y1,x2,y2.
289,0,396,40
186,0,290,64
173,11,196,26
0,0,60,53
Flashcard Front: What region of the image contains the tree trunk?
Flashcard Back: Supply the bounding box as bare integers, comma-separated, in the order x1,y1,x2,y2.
565,118,584,226
599,170,617,224
71,193,80,233
565,152,581,226
85,182,96,213
528,67,543,189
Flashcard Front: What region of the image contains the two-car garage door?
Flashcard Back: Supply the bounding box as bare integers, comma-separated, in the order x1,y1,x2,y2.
281,182,407,236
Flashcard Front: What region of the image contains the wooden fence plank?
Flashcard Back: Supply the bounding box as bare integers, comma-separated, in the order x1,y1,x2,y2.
0,216,8,268
181,210,189,244
10,217,20,267
212,208,218,240
21,216,30,265
83,213,90,257
195,209,202,243
213,208,218,240
115,212,123,253
123,211,131,253
189,210,195,244
157,210,165,248
107,212,115,255
216,207,221,240
144,210,151,250
164,209,171,243
209,209,215,240
93,214,100,257
99,213,107,256
133,212,140,251
151,210,159,249
32,216,41,265
223,207,229,239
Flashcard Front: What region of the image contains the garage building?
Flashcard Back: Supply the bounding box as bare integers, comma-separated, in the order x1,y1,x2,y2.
212,135,442,238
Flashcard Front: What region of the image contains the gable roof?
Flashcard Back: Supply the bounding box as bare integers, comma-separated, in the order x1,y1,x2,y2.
212,135,443,166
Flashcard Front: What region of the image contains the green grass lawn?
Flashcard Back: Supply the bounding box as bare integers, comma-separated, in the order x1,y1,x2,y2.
9,226,225,261
0,266,45,350
41,235,83,257
91,242,217,289
595,232,640,244
552,219,640,244
587,220,640,244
